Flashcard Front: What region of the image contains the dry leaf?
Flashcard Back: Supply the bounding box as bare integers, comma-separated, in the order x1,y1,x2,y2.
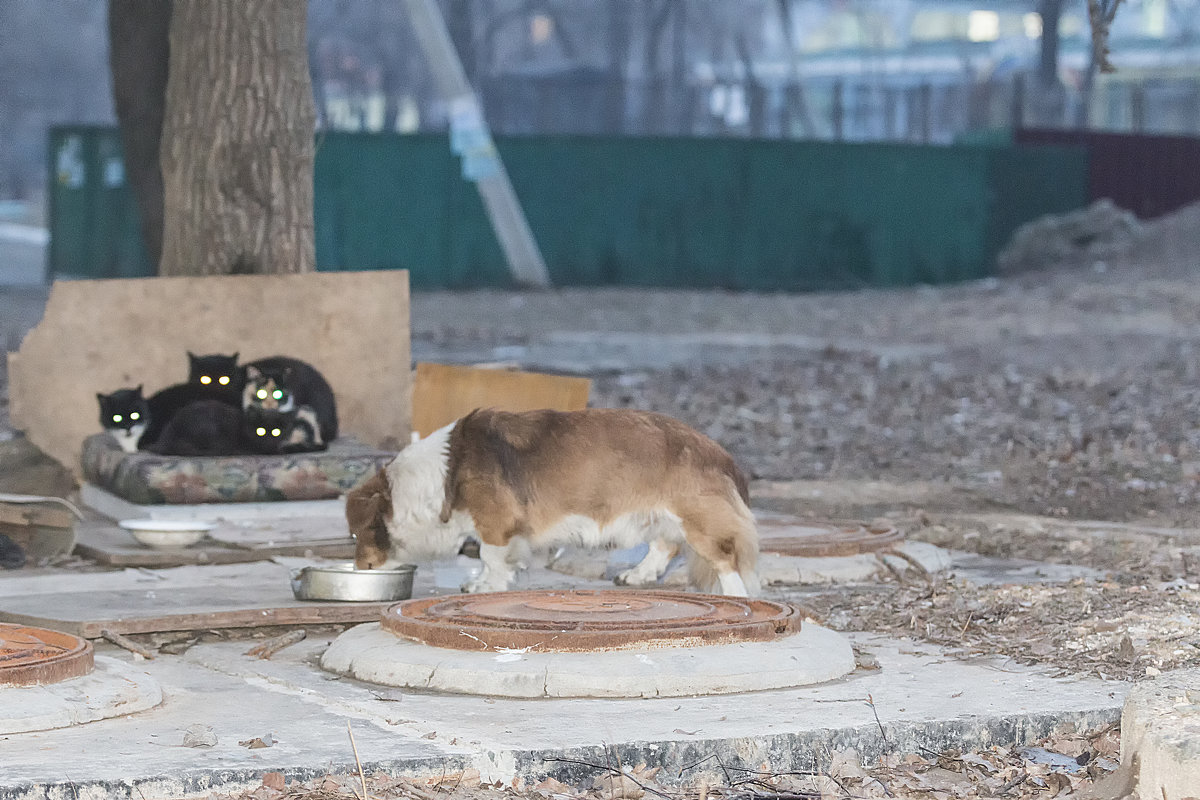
594,773,644,800
238,734,274,749
260,773,286,792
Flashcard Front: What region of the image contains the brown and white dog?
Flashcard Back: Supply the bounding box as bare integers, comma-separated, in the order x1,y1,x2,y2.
346,408,759,596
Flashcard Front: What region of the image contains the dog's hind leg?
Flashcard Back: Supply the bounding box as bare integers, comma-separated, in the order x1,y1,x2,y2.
615,537,680,586
680,495,759,597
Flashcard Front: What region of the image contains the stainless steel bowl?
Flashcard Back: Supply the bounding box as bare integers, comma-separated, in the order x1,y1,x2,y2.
290,563,416,602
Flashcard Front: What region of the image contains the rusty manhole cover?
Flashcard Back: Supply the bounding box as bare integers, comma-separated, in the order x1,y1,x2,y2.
382,589,801,652
759,518,903,558
0,624,94,687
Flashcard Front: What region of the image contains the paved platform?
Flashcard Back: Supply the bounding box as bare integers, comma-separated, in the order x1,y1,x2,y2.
0,655,163,735
0,631,1125,800
1121,668,1200,800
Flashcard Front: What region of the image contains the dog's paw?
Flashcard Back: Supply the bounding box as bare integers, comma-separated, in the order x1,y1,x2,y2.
614,566,657,587
461,575,508,593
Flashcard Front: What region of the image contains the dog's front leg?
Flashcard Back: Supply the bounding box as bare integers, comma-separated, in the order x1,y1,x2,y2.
462,542,514,593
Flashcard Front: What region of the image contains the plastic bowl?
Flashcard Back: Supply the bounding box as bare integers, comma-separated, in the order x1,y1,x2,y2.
290,563,416,602
118,519,216,549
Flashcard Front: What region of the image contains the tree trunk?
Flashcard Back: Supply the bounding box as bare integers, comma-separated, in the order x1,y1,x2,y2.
108,0,172,271
159,0,317,276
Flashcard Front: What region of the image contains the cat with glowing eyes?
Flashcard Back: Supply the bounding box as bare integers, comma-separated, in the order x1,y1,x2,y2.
242,356,337,452
96,352,245,452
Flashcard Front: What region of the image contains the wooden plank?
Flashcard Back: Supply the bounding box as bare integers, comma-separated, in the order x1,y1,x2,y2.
412,362,590,438
0,502,75,529
0,583,391,638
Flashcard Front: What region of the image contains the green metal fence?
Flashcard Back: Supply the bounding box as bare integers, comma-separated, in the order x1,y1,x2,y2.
48,126,1087,289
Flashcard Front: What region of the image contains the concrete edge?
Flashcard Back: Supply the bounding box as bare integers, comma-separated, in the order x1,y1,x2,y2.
0,706,1121,800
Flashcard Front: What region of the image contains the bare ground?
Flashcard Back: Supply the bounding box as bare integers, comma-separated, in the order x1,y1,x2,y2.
7,207,1200,799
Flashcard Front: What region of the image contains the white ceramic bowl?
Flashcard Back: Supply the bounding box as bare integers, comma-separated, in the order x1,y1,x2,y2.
118,519,216,549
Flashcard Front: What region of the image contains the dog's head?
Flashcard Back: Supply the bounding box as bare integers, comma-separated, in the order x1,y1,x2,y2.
346,469,393,570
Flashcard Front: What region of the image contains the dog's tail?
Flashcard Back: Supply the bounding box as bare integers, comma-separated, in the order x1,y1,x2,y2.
685,473,760,596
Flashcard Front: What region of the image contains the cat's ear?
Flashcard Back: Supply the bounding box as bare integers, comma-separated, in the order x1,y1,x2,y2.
187,351,196,360
96,392,107,403
231,352,240,362
246,365,261,380
136,384,143,393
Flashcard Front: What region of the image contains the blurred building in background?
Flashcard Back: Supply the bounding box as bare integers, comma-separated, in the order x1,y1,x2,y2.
2,0,1199,203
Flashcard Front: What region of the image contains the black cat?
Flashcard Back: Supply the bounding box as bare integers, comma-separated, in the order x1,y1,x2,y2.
243,406,315,455
98,352,245,451
186,352,244,401
145,400,248,456
242,356,337,451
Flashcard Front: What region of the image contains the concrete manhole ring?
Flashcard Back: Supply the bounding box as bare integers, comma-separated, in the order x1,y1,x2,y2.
759,518,903,557
382,589,801,652
0,623,94,687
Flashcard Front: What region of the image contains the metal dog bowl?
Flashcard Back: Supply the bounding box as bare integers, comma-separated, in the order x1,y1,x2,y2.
290,564,416,602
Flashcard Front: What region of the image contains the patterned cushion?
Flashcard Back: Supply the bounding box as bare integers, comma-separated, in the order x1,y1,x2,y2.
80,433,396,504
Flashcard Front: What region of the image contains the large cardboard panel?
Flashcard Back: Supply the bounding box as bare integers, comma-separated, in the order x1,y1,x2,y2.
412,362,590,438
8,272,411,475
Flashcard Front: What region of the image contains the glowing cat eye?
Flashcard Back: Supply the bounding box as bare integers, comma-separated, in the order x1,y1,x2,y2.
112,414,123,422
200,376,212,384
256,427,266,436
256,389,268,399
272,390,283,400
219,376,230,385
271,428,282,436
130,412,140,420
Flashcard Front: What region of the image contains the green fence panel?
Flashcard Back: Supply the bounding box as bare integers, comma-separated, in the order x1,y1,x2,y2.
47,126,152,279
51,126,1087,290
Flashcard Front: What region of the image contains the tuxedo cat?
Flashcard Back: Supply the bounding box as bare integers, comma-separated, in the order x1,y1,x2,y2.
145,400,247,456
98,352,245,451
242,356,337,451
97,387,150,452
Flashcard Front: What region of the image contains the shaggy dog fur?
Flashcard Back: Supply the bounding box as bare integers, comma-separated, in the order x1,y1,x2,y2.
346,408,758,596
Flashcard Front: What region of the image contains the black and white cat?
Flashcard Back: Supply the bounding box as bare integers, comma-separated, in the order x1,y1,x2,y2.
242,356,337,451
97,387,150,452
98,352,244,451
242,406,315,454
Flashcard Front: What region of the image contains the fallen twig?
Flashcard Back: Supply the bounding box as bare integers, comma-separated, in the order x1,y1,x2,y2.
865,694,888,748
100,629,155,660
347,721,369,800
244,629,306,659
881,547,932,583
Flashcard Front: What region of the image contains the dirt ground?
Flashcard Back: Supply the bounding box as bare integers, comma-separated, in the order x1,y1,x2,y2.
6,204,1200,799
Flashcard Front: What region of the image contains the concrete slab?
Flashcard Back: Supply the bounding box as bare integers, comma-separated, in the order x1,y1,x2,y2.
0,632,1126,799
0,655,162,734
321,620,856,698
548,540,952,587
1120,669,1200,800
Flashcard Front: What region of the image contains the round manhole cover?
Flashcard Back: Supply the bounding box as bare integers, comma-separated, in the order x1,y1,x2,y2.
382,589,801,652
760,518,903,557
0,624,94,687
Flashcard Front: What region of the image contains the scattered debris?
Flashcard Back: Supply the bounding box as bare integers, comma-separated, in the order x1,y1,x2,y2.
996,199,1142,276
238,733,274,749
181,723,217,748
244,629,307,659
99,628,155,660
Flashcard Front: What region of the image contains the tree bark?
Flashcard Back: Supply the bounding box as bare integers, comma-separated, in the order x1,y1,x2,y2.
159,0,317,276
108,0,171,270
